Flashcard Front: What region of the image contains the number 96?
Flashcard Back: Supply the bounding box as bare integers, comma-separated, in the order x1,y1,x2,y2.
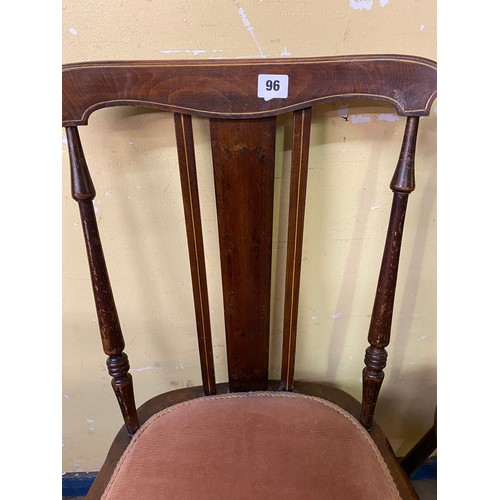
266,80,280,91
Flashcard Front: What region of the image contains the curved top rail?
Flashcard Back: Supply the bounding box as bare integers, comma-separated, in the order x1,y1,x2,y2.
62,54,437,126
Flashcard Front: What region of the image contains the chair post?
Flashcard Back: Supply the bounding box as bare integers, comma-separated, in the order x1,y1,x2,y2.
361,116,420,430
66,126,139,436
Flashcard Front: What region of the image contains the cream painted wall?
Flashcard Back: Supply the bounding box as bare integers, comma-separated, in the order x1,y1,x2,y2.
62,0,436,473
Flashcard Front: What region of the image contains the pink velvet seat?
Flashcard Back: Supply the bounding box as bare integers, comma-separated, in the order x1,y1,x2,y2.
103,392,400,500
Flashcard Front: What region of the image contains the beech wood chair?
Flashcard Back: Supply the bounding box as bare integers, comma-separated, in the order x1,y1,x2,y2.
62,55,437,499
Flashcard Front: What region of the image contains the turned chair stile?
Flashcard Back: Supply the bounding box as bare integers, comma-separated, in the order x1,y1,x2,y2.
63,55,436,499
361,115,419,429
66,126,139,436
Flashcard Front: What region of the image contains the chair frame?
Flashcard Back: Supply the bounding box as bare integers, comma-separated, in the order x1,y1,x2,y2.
63,55,436,499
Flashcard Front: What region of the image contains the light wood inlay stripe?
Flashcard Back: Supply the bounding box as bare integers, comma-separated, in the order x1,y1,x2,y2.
175,113,216,395
281,108,312,391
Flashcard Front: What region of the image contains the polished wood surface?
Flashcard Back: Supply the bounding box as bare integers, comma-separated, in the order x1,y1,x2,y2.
210,117,276,391
66,126,139,436
361,116,419,430
62,55,436,125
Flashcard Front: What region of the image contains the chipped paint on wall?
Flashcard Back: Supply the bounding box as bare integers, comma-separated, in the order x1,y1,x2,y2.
235,2,266,57
377,113,400,122
351,114,372,124
350,0,390,10
159,49,223,57
349,0,374,11
337,107,349,119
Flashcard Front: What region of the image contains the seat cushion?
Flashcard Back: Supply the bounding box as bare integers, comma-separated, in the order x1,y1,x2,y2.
102,392,401,499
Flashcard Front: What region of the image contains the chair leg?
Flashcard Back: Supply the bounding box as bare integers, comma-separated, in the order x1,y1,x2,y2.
400,425,437,476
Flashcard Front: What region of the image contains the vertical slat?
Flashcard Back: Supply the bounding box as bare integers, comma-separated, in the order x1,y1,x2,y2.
210,117,276,392
174,113,216,396
66,126,139,436
361,116,420,429
280,108,312,391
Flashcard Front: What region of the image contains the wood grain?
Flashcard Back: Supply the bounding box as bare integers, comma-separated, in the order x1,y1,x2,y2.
63,55,437,125
210,117,276,391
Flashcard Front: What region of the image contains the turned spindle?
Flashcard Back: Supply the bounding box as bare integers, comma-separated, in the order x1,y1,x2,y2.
361,116,419,430
66,126,139,435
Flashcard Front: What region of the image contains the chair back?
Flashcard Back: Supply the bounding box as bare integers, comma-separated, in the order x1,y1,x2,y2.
63,55,437,435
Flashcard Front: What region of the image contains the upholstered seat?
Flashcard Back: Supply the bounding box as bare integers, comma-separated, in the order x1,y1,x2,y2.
102,392,400,500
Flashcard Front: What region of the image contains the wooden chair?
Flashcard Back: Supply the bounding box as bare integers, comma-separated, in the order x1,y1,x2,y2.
62,55,437,499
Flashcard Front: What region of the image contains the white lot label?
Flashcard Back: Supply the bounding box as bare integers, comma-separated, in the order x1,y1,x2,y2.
257,74,289,101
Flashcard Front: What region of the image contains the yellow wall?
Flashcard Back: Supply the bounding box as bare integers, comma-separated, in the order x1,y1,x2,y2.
62,0,436,473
